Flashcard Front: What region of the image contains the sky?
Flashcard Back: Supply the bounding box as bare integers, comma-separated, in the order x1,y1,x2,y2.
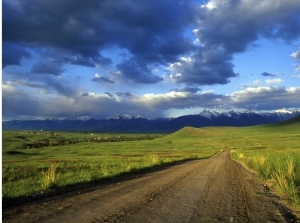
2,0,300,120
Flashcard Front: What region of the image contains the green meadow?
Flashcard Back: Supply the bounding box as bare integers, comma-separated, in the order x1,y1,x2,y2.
2,116,300,209
2,130,219,202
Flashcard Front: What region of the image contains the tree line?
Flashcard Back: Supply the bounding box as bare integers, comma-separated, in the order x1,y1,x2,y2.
16,134,161,149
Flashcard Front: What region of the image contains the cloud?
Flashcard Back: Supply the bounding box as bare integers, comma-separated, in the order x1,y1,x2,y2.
2,0,194,84
4,80,45,89
5,82,299,120
116,92,132,97
69,54,112,67
3,0,300,86
247,80,264,88
265,78,283,85
230,86,300,110
290,48,300,73
2,84,225,119
261,72,277,77
166,0,300,86
81,92,89,97
169,48,238,85
290,48,300,60
167,0,300,86
2,43,31,67
92,73,115,84
116,57,163,84
197,0,300,52
31,59,64,76
2,0,300,120
2,83,47,120
172,86,201,94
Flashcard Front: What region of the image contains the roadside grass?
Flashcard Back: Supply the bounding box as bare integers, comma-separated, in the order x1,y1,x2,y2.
3,120,300,209
232,151,299,205
230,122,300,208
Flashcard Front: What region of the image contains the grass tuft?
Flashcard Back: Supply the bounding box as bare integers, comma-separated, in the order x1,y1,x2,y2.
41,163,60,190
148,150,159,166
271,157,299,204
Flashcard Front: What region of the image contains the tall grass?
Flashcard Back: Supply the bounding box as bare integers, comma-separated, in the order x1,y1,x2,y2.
271,157,299,204
147,150,159,165
41,163,60,190
232,152,299,205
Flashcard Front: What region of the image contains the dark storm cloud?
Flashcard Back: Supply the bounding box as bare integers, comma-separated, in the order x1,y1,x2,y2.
4,0,299,86
3,0,194,83
116,57,163,84
170,48,238,85
2,43,31,67
261,72,277,77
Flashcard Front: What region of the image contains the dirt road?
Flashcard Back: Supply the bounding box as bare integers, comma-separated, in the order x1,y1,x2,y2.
3,150,297,222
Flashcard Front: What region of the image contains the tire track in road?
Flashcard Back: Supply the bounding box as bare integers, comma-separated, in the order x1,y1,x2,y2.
120,150,288,223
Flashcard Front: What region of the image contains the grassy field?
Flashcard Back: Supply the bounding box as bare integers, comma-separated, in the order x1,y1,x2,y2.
2,130,220,201
2,116,300,208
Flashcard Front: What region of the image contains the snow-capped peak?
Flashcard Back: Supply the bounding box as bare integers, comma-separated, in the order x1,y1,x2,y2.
76,116,91,121
199,110,219,119
275,109,293,114
111,114,133,120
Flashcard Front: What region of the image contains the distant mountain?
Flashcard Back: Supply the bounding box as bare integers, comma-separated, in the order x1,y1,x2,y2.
3,110,300,132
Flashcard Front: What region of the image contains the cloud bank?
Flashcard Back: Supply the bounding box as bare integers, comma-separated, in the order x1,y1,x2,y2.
2,0,300,120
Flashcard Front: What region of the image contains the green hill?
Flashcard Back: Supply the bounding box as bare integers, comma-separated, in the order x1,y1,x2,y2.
264,115,300,132
273,115,300,126
169,126,222,138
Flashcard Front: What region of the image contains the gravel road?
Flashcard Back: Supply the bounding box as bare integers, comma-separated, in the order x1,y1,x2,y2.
3,149,297,223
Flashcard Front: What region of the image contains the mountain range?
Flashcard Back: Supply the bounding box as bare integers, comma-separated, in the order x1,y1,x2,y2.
3,110,300,132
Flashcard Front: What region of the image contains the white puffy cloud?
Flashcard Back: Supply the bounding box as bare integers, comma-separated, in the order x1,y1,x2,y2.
230,86,300,110
265,78,283,85
290,48,300,60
